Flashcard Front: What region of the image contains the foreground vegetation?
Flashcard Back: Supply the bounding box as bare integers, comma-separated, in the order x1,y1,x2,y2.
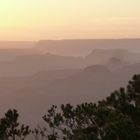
0,74,140,140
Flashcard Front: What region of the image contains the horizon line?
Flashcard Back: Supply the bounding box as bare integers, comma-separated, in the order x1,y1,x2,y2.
1,38,140,42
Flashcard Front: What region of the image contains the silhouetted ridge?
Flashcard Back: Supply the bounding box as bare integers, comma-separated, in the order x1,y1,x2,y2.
35,39,140,56
83,65,110,74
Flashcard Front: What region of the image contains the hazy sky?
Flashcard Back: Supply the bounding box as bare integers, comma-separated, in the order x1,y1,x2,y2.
0,0,140,41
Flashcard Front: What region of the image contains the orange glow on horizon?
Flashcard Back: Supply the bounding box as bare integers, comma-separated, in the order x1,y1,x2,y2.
0,0,140,41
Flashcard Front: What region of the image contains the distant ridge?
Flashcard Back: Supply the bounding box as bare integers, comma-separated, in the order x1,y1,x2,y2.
0,41,35,49
35,39,140,56
39,38,140,41
0,39,140,56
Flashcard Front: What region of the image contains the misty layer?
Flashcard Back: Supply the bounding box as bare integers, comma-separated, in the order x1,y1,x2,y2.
0,39,140,126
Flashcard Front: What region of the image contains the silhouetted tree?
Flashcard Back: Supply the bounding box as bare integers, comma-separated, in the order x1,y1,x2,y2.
1,74,140,140
42,74,140,140
0,109,30,140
